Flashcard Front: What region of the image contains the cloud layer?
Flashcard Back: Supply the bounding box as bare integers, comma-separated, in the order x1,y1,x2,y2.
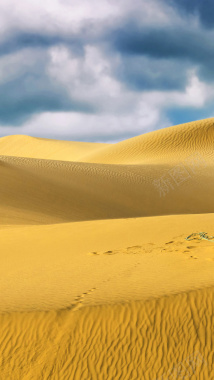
0,0,213,142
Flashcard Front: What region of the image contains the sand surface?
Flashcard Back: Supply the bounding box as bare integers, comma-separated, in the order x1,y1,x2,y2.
0,118,213,379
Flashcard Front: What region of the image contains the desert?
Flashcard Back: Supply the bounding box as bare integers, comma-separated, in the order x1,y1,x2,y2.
0,118,213,379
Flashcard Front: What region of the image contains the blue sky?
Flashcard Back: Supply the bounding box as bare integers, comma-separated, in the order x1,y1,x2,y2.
0,0,214,142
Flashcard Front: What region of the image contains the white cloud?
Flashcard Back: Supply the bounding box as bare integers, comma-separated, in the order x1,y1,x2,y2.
0,0,119,39
47,45,125,113
174,74,212,107
141,72,213,110
0,0,213,142
0,63,212,142
0,105,163,142
0,0,178,42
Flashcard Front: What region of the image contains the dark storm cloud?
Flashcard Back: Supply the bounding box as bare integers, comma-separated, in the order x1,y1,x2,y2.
0,66,93,125
114,55,190,91
0,32,84,57
0,30,95,124
112,23,213,62
110,21,214,86
167,0,214,29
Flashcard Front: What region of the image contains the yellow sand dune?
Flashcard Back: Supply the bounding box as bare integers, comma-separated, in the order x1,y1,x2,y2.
0,118,213,379
0,134,109,161
0,288,212,379
82,118,214,164
0,149,213,224
1,213,214,312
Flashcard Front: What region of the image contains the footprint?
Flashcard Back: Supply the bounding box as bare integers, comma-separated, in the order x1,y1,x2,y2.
73,288,97,311
165,241,174,245
127,246,142,249
186,246,196,249
103,250,116,255
89,251,100,256
89,249,116,256
126,246,144,254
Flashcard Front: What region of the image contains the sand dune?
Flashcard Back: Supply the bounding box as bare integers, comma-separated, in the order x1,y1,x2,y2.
0,119,213,379
0,213,214,312
82,118,214,164
0,288,212,379
0,134,109,161
0,152,213,224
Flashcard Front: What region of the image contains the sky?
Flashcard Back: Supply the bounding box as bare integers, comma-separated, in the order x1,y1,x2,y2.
0,0,214,143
